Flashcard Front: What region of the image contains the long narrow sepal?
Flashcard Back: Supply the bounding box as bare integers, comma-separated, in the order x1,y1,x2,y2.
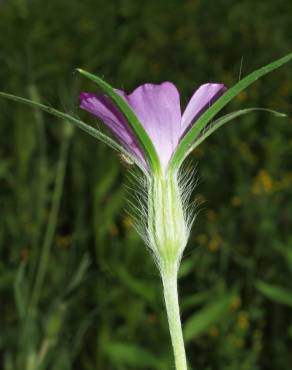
170,52,292,170
186,107,287,157
77,69,162,175
0,91,146,173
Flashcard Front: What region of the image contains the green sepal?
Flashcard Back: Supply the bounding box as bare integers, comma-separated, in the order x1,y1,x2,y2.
169,52,292,170
0,91,146,173
186,107,287,157
77,69,162,175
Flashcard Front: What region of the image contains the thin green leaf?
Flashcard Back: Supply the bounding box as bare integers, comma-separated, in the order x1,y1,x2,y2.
181,290,210,311
71,306,100,358
178,258,195,279
77,69,161,174
170,52,292,170
184,292,235,342
105,342,161,368
0,91,145,173
256,280,292,307
0,159,11,178
65,254,90,296
14,262,28,320
188,108,286,155
117,266,157,306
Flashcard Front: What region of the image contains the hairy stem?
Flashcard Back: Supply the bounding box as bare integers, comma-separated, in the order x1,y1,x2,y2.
162,265,188,370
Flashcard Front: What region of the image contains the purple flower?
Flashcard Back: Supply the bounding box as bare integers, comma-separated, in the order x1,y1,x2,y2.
80,82,226,171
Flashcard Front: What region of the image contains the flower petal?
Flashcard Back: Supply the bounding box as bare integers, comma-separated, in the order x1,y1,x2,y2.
125,82,182,170
79,92,147,167
181,83,227,131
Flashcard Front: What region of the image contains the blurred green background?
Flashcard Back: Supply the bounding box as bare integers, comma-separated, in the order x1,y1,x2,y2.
0,0,292,369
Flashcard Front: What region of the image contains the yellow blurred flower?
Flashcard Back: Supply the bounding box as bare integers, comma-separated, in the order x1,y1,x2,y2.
231,196,242,207
208,326,219,337
230,296,241,311
110,225,119,236
193,147,204,158
55,235,72,249
206,209,217,221
148,313,158,323
20,248,30,262
208,237,221,252
237,311,250,331
252,169,273,195
196,233,207,245
123,216,133,229
279,81,292,97
236,91,248,102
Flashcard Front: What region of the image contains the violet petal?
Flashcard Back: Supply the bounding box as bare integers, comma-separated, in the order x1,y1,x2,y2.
79,92,147,168
125,82,182,170
181,83,227,131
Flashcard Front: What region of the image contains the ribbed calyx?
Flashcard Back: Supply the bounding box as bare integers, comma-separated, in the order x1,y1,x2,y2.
147,171,190,272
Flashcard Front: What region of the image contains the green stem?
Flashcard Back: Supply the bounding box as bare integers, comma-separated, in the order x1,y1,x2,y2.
162,265,188,370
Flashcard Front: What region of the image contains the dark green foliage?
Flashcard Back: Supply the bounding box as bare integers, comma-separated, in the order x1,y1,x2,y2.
0,0,292,369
